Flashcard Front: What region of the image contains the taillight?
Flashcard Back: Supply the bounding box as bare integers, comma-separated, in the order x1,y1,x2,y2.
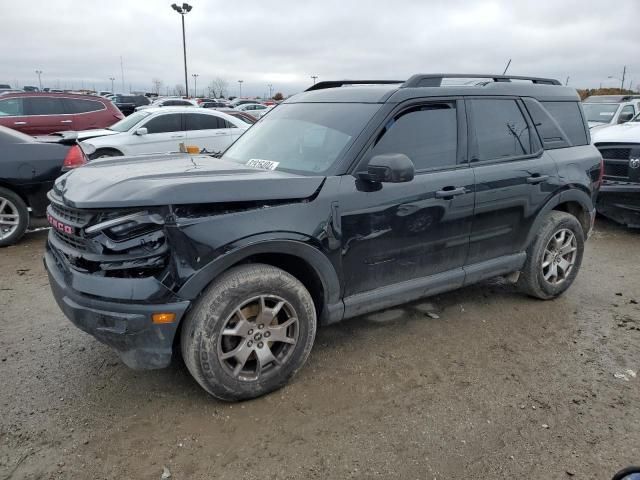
63,145,87,170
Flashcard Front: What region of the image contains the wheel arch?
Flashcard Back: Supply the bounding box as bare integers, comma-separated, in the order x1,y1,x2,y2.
177,239,343,325
525,187,594,248
0,182,29,207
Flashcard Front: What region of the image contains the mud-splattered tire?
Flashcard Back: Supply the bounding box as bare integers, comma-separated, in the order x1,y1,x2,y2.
517,211,585,300
180,264,317,401
0,187,29,247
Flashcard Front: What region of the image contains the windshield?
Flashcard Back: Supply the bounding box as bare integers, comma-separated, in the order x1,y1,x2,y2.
582,103,620,123
221,103,381,175
108,110,152,132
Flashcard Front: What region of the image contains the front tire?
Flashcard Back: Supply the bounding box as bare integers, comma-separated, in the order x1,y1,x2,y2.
181,264,317,401
517,211,585,299
0,187,29,247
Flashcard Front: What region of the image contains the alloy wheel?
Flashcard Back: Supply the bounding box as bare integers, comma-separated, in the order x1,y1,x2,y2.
541,228,577,285
0,197,20,240
217,295,299,381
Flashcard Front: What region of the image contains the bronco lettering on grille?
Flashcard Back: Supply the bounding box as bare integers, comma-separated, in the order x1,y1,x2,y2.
47,213,74,235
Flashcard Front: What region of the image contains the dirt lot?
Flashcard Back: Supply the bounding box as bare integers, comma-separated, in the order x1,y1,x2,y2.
1,219,639,480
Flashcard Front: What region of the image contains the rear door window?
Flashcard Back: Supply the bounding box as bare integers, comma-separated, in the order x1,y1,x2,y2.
143,113,183,133
370,102,458,171
470,99,531,161
184,113,224,130
64,98,105,113
0,98,24,116
540,101,588,146
24,97,67,115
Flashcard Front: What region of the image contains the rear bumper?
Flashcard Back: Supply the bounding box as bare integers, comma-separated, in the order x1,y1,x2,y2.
45,241,190,369
597,182,640,228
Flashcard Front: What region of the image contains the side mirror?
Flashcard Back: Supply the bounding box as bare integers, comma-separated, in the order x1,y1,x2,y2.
135,127,148,136
362,153,415,183
618,112,634,124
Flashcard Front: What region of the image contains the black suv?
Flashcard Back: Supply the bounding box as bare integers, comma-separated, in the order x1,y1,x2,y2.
45,74,602,401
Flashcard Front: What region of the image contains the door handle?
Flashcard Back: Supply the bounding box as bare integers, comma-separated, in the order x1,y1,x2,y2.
170,134,184,138
435,187,466,198
14,121,27,125
526,174,549,184
60,120,73,124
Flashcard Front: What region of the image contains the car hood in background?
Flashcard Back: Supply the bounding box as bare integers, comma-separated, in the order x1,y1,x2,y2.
588,121,611,130
591,122,640,143
53,154,325,209
34,129,119,144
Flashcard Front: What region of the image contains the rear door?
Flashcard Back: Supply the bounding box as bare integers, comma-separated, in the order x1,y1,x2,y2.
127,112,185,155
62,97,108,129
184,112,235,152
22,96,69,134
467,97,559,264
339,99,474,297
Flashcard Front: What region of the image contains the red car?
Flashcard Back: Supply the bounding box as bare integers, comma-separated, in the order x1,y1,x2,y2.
0,92,124,135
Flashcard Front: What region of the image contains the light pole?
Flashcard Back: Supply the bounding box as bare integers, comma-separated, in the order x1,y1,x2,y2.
109,77,116,93
238,80,243,98
192,73,199,98
171,3,193,97
268,84,273,98
35,70,43,90
311,75,318,85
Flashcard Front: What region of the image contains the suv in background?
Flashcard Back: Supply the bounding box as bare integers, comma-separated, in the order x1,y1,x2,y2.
112,94,151,116
0,92,124,135
582,95,640,131
591,113,640,227
45,73,602,401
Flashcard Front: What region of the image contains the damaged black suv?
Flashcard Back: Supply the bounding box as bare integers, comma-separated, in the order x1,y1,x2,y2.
46,74,602,401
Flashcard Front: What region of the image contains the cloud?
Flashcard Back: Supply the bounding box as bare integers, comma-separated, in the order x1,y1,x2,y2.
1,0,638,96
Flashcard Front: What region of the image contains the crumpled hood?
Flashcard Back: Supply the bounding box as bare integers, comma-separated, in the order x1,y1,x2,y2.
54,154,325,209
34,129,119,143
591,122,640,144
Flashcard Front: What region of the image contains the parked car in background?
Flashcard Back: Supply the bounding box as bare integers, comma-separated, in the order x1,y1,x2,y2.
0,125,86,246
582,95,640,131
44,73,601,401
0,92,124,135
80,107,249,158
234,103,271,119
98,91,113,97
135,98,197,111
112,94,151,116
200,101,228,108
23,86,39,92
229,98,259,107
591,113,640,227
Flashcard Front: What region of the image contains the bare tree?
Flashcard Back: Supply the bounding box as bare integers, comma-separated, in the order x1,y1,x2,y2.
151,78,163,95
174,84,185,96
209,77,229,98
273,92,284,101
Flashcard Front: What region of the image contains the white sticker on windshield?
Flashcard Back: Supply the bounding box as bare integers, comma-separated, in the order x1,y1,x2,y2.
247,158,279,170
600,112,614,116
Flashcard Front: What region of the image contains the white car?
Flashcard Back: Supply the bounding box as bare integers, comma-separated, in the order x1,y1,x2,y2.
81,107,248,158
234,103,271,119
135,98,197,112
582,95,640,131
591,113,640,143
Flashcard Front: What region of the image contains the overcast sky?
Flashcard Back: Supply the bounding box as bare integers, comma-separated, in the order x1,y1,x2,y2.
2,0,638,97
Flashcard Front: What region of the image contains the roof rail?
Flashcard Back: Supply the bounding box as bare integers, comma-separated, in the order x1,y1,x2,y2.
305,80,404,92
402,74,562,88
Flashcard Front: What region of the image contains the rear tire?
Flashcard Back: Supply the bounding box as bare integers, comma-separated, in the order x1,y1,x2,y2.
517,211,584,299
0,187,29,247
91,148,123,160
181,264,317,401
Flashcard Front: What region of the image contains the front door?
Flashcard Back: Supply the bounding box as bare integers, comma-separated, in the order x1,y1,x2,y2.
130,112,185,155
466,97,559,264
339,99,474,297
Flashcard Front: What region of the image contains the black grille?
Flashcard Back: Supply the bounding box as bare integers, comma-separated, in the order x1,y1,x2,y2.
53,230,90,252
49,202,92,227
603,162,629,178
599,148,631,161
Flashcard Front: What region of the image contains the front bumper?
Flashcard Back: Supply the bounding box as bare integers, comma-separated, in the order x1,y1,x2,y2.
597,181,640,228
45,240,190,369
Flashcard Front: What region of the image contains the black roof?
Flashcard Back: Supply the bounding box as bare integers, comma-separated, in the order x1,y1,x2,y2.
289,74,579,104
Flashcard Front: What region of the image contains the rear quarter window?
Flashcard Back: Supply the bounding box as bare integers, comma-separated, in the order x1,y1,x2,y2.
65,98,105,113
540,101,588,147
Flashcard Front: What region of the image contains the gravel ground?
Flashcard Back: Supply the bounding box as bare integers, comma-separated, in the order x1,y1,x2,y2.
1,219,639,480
